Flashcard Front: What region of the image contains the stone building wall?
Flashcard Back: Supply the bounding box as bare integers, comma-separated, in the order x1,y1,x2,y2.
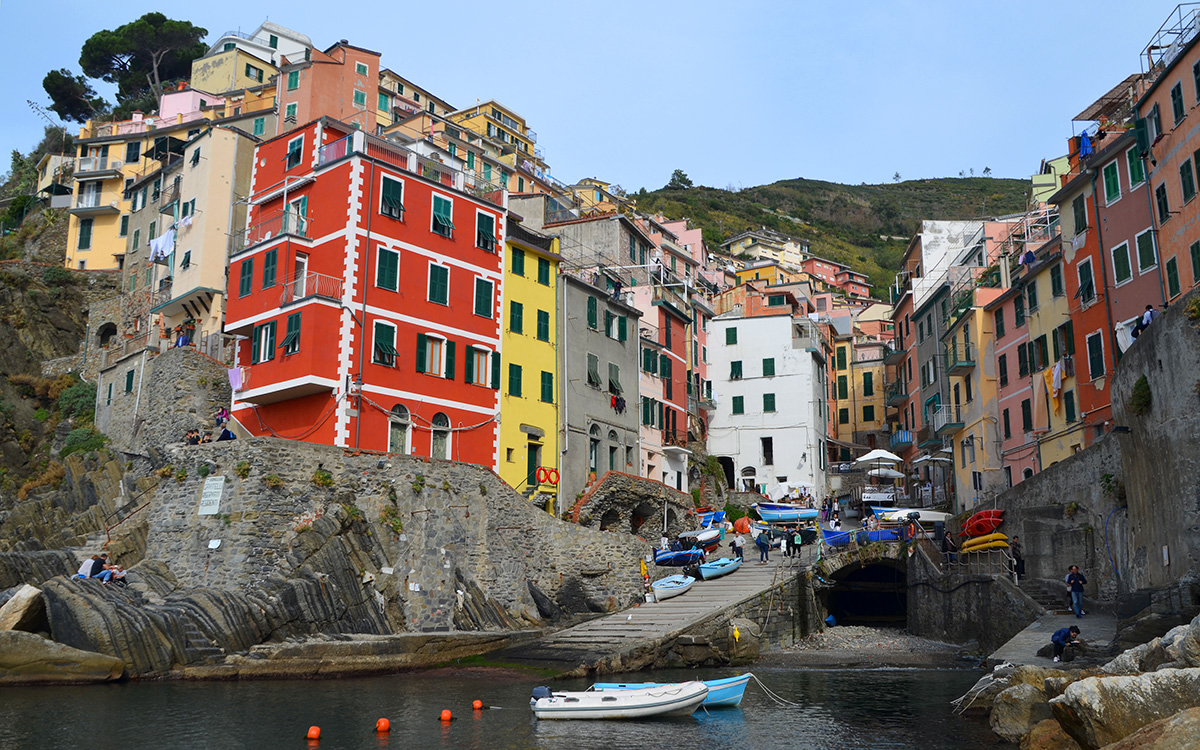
569,470,696,540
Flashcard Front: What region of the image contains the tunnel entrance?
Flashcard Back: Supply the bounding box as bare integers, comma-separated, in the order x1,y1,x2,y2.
822,562,907,626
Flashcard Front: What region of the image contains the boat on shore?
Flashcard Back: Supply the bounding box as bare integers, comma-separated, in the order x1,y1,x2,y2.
651,574,695,601
677,528,722,552
593,673,752,708
872,507,954,525
698,557,741,580
653,548,704,567
530,682,709,719
753,503,819,523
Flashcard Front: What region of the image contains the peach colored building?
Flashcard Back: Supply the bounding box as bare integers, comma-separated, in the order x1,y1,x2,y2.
276,41,381,135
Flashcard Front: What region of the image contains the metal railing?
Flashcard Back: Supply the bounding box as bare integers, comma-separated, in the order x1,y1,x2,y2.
889,429,914,450
885,378,906,405
237,208,310,252
101,333,155,369
74,191,118,210
75,157,123,174
280,271,343,305
931,404,963,434
944,342,976,372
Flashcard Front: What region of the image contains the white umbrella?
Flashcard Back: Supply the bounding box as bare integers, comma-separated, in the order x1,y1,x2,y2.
855,449,902,464
868,468,906,479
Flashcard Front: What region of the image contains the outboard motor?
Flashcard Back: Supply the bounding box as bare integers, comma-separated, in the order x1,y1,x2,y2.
531,686,553,701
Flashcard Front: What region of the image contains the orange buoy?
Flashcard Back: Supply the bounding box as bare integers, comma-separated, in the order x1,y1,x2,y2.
472,700,483,710
306,726,321,740
439,709,452,722
375,718,390,732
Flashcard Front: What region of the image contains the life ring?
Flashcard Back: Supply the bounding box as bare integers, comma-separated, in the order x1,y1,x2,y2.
536,466,549,484
546,468,560,485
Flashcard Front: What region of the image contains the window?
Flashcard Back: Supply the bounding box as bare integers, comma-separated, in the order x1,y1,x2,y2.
536,310,550,342
762,437,774,465
608,362,622,394
763,357,775,377
372,321,397,366
643,347,659,374
251,321,277,363
428,263,449,304
836,346,846,370
475,212,496,251
378,92,390,111
355,61,369,76
1017,342,1029,377
1002,408,1012,440
838,407,849,424
1026,279,1039,311
432,195,454,237
465,346,491,386
999,353,1008,386
862,371,873,396
262,249,277,289
285,136,303,169
1087,332,1104,379
540,371,553,403
1050,263,1064,297
376,247,399,290
474,278,493,318
268,33,278,48
726,327,737,345
1136,230,1157,272
287,70,299,90
118,215,130,238
767,294,785,306
732,396,744,415
1103,160,1121,203
239,258,253,297
1192,241,1200,284
1014,294,1025,327
245,63,263,82
1064,390,1077,423
1054,321,1075,360
1128,147,1145,186
431,413,450,459
77,218,93,250
994,308,1005,339
586,297,597,329
1112,242,1132,285
1150,103,1162,140
508,363,523,397
509,248,526,277
730,360,743,379
284,102,298,123
1172,82,1186,124
415,333,452,377
1156,183,1170,224
181,250,191,269
1034,335,1049,371
1167,257,1181,298
125,142,140,164
1183,159,1197,203
509,301,523,333
281,313,301,355
380,176,404,219
537,257,550,285
351,88,367,109
586,353,601,387
1072,194,1087,232
1077,258,1095,304
125,370,134,393
837,375,847,399
863,405,875,422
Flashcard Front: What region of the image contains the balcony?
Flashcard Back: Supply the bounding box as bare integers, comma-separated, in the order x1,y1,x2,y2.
889,429,913,451
157,183,181,214
280,271,343,306
944,342,976,376
884,335,905,365
74,157,124,179
234,209,311,254
100,333,157,370
885,379,907,406
931,405,964,436
69,191,121,216
917,424,941,448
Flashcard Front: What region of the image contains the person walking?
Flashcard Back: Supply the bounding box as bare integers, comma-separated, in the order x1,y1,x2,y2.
1066,565,1088,618
1051,625,1081,663
732,533,745,561
755,531,771,564
1011,536,1025,580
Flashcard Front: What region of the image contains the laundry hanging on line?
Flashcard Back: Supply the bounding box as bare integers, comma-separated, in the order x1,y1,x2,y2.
149,228,176,261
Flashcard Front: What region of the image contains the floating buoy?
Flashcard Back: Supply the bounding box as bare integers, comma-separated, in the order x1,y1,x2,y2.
439,709,452,722
306,726,321,740
472,700,482,710
375,718,390,732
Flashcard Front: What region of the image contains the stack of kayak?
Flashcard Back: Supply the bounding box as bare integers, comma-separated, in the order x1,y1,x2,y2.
529,673,755,719
959,509,1008,551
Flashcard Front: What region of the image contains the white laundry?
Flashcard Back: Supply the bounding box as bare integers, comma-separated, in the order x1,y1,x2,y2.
1052,359,1063,395
149,228,176,261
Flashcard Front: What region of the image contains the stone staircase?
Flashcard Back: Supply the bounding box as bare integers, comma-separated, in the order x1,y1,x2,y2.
179,622,225,665
1020,579,1072,615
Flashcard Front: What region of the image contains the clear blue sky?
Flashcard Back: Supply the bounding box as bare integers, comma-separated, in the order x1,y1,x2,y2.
0,1,1182,190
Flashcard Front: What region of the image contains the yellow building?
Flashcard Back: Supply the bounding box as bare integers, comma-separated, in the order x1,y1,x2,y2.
1023,241,1084,467
499,220,562,509
189,48,278,96
735,260,794,286
448,100,544,177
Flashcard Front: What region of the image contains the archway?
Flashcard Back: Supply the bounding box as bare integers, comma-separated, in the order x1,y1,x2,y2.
821,559,907,626
599,509,621,531
389,404,410,454
431,412,450,459
96,322,118,348
740,466,757,492
717,456,735,489
631,501,656,535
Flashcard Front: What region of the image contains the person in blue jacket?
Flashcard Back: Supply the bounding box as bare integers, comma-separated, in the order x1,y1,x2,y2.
1051,625,1080,663
1065,565,1088,618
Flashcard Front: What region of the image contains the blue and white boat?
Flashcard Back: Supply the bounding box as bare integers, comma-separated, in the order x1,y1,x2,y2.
651,574,695,601
698,557,741,580
593,673,753,708
753,503,819,523
698,510,727,528
653,548,704,567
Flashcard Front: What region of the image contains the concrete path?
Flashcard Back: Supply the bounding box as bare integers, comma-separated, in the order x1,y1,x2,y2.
492,548,813,673
988,610,1119,668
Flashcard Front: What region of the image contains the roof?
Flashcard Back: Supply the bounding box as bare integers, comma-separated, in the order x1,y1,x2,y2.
1074,74,1144,122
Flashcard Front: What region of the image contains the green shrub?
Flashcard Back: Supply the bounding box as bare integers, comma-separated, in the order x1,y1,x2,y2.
60,427,107,457
235,460,250,478
264,474,284,489
722,502,747,522
311,468,333,487
1129,375,1152,416
57,381,96,421
32,408,49,422
41,266,72,286
197,464,210,478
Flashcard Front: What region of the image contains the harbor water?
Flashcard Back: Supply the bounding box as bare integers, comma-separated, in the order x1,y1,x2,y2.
0,664,999,749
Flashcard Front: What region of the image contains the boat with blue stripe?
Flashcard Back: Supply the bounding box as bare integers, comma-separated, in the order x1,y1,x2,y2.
752,503,819,523
697,557,741,580
592,673,753,708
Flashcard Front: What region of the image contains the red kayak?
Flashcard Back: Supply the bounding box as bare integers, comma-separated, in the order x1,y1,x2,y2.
959,516,1005,537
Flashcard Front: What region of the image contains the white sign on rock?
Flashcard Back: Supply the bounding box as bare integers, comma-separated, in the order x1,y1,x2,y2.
198,476,225,516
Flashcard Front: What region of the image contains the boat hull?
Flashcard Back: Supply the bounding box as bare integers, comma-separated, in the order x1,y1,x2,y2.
963,540,1009,552
754,504,819,523
961,532,1009,549
653,549,704,567
698,557,741,580
651,574,695,601
532,682,709,719
959,517,1004,537
593,674,751,708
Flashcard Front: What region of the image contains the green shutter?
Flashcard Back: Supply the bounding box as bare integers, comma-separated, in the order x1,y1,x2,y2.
863,405,875,422
78,219,93,249
763,393,775,412
415,333,427,373
541,371,553,403
1065,391,1077,423
491,351,501,389
444,340,456,379
433,195,455,235
587,297,597,329
511,301,525,333
509,363,522,396
618,316,627,342
476,213,495,251
1088,334,1104,378
381,178,404,218
1114,244,1132,284
732,396,744,415
661,354,670,379
373,322,397,365
251,325,261,363
1137,232,1156,270
604,310,614,337
240,258,253,297
465,346,476,384
1128,147,1145,184
474,279,492,317
1063,321,1075,355
642,396,651,425
537,310,550,341
1050,263,1063,297
429,265,448,303
377,249,399,290
836,346,846,370
263,249,277,289
725,327,737,345
125,370,135,392
762,358,775,377
862,371,873,395
1168,257,1181,297
512,248,525,276
1104,161,1120,202
731,360,742,379
837,375,847,399
281,313,301,353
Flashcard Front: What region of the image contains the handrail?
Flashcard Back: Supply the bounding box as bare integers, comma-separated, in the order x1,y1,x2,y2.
103,481,161,545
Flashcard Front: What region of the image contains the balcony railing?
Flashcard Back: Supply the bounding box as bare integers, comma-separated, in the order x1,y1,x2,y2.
75,157,124,175
235,209,310,253
885,379,907,406
945,342,976,375
100,333,155,369
889,429,914,450
916,424,939,447
931,405,964,436
280,271,343,305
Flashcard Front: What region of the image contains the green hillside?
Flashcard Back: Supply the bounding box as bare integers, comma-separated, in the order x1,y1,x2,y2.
635,176,1031,297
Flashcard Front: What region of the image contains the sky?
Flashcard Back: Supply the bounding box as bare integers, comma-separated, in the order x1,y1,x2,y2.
0,1,1185,191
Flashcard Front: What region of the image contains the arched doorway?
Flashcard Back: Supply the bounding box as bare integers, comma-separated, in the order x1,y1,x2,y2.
389,404,410,454
740,467,757,492
607,430,618,473
717,456,735,488
599,509,621,530
96,322,117,348
822,559,907,626
588,425,600,475
431,412,450,459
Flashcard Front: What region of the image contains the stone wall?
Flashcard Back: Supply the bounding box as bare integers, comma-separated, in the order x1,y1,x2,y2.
569,470,696,540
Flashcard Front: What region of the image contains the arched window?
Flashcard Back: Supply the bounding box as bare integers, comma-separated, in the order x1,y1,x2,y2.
740,466,757,492
608,430,618,473
431,412,450,459
1022,467,1034,480
588,425,600,474
389,404,410,454
96,322,117,348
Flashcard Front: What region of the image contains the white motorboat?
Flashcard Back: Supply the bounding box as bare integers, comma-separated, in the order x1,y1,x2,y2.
530,681,709,719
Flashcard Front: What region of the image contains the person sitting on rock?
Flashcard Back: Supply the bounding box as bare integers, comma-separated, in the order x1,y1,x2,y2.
108,565,127,587
88,553,109,578
1051,625,1081,663
75,555,98,579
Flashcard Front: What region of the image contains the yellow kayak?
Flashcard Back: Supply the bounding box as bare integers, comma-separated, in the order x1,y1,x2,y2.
963,540,1009,552
960,532,1009,550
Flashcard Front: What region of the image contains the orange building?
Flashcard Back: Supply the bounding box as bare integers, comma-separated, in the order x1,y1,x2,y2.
276,41,381,135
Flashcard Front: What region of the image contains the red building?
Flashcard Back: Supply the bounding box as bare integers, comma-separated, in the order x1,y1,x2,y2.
225,118,507,464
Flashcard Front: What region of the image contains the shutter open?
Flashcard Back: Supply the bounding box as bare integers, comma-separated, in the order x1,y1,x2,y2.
465,346,475,384
415,333,427,373
491,351,501,389
444,340,456,379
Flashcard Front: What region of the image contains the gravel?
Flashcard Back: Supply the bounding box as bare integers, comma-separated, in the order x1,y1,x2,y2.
790,625,960,653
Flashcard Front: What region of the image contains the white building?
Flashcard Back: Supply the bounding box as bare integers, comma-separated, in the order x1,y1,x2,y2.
708,311,828,500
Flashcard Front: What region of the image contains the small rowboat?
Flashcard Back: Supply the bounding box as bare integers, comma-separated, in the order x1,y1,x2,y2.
653,548,704,567
593,673,752,708
530,681,709,719
961,532,1008,550
651,574,695,601
678,528,722,552
753,503,819,524
698,557,741,580
698,510,727,528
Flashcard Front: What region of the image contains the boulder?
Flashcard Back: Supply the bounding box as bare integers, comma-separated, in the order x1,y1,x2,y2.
1021,719,1081,750
990,683,1052,743
1159,624,1190,661
0,584,45,632
1102,707,1200,749
0,630,124,684
1175,614,1200,668
1049,668,1200,749
1103,638,1171,675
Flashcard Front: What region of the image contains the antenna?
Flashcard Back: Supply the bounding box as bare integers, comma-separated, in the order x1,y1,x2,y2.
26,100,68,155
